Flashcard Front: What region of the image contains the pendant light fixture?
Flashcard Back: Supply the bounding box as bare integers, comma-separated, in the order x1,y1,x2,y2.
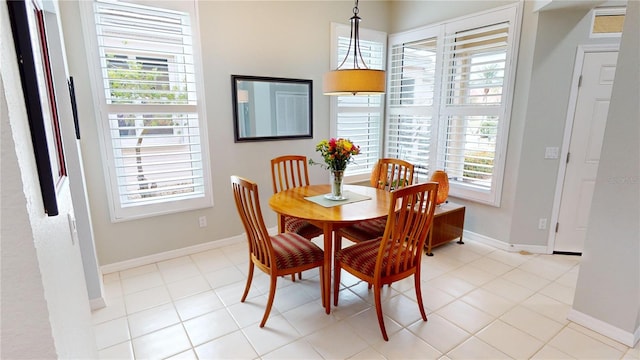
323,0,385,96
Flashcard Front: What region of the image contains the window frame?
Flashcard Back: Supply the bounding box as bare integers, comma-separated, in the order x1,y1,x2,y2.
385,4,522,206
80,0,213,221
329,22,387,183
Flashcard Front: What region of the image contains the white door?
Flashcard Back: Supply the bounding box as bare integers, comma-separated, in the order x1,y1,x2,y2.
554,51,618,253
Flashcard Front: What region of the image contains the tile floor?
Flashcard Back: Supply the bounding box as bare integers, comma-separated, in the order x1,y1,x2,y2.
93,239,639,359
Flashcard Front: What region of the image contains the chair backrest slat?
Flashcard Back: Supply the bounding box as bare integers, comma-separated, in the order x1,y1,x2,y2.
371,158,415,191
375,182,438,279
231,175,274,268
271,155,311,194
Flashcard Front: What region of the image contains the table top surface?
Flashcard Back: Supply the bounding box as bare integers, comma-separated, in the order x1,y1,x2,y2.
268,184,392,224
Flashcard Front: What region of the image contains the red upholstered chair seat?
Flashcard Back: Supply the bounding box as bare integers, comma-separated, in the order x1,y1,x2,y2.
337,217,387,243
284,216,323,240
271,232,325,270
334,237,411,278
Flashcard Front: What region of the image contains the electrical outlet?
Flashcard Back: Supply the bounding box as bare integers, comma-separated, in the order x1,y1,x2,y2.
538,218,547,230
199,216,207,228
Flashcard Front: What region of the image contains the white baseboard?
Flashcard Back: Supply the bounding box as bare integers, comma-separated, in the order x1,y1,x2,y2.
568,308,640,347
463,230,548,254
89,297,106,311
100,233,247,274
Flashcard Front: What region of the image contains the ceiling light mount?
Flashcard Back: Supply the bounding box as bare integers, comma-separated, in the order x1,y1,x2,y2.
323,0,385,96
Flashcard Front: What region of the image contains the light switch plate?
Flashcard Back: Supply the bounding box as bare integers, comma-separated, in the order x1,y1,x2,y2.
545,147,559,159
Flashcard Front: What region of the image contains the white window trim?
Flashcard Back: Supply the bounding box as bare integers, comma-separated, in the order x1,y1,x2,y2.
386,3,522,206
329,22,387,184
79,0,213,221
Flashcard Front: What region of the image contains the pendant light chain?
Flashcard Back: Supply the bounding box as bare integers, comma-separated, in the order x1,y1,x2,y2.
336,0,370,71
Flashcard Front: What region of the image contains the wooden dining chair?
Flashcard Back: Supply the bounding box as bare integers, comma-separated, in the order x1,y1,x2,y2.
271,155,324,239
334,158,415,251
271,155,324,281
333,182,438,341
230,175,325,327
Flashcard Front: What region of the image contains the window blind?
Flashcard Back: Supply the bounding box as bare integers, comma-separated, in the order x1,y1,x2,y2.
440,21,510,191
89,0,211,218
385,4,520,205
386,37,438,182
334,32,385,175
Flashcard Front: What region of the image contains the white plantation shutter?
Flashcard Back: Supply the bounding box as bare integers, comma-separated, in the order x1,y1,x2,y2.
439,8,516,205
386,34,440,183
385,5,520,205
331,24,386,177
86,0,212,220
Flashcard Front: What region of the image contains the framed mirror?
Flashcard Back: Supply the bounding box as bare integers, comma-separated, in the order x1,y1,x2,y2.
232,75,313,142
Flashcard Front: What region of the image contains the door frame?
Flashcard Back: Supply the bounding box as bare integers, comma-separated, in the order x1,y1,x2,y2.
547,43,619,253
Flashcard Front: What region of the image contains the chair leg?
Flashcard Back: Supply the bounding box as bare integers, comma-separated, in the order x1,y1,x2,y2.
241,262,255,302
333,233,343,253
333,260,342,306
290,274,296,282
373,283,389,341
318,266,325,308
414,271,428,321
260,274,278,328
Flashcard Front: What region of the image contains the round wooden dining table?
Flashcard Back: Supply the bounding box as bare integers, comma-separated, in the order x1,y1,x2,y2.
268,184,392,314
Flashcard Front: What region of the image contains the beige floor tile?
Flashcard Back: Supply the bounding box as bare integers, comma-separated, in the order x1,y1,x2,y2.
449,264,497,287
164,348,198,360
183,308,238,346
539,281,575,305
502,268,551,291
383,293,426,327
281,299,339,336
447,336,511,359
476,320,544,358
373,328,442,358
530,344,575,359
408,313,471,354
485,249,533,267
121,271,164,295
203,264,246,289
127,303,180,338
166,274,210,300
428,274,476,298
261,339,324,360
436,300,494,334
194,331,258,359
157,256,201,283
95,239,637,360
98,341,134,360
411,282,457,312
500,305,564,342
173,290,224,321
94,317,130,350
567,322,631,353
460,288,516,317
548,327,625,359
305,321,370,359
131,324,191,359
120,264,158,279
124,286,171,314
521,293,571,324
344,307,403,345
242,315,302,355
469,256,515,276
481,277,535,303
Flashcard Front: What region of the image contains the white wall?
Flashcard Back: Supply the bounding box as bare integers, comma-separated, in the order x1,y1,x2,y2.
0,1,97,358
59,0,390,265
571,0,640,346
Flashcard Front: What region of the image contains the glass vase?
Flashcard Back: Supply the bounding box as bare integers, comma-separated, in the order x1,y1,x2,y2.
329,170,345,200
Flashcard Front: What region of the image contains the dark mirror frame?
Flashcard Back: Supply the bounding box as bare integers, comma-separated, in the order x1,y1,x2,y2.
231,75,313,142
